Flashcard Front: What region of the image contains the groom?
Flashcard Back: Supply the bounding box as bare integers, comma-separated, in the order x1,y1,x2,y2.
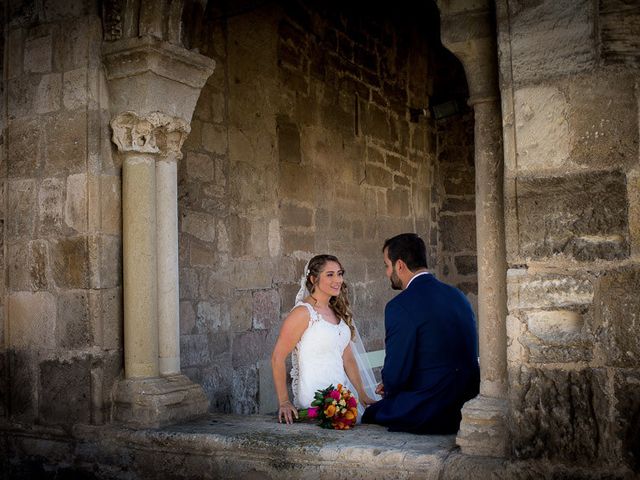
362,233,480,434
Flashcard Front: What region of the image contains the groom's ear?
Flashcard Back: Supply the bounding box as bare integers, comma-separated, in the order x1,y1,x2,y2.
395,259,407,273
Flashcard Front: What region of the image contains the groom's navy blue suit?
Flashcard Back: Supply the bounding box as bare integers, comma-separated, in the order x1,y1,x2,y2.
362,273,480,434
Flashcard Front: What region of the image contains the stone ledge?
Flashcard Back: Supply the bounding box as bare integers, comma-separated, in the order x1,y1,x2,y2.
2,414,636,479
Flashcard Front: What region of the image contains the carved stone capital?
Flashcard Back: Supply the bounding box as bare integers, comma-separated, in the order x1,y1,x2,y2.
111,111,190,159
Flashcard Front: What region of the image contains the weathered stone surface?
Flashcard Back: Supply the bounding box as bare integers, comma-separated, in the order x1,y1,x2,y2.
507,0,596,83
186,152,214,182
608,369,640,469
8,291,56,348
440,215,476,253
100,287,122,351
182,210,216,243
8,349,37,420
507,270,594,311
35,73,62,113
454,255,477,275
232,365,259,414
39,357,91,425
44,110,87,175
600,0,640,65
24,33,53,73
65,173,87,232
386,188,409,217
63,67,88,110
277,116,301,164
57,290,92,349
7,179,37,239
100,175,121,235
7,118,42,177
593,267,640,368
50,236,89,289
280,202,313,227
232,330,270,368
511,367,605,463
252,289,280,330
38,177,64,235
516,171,628,261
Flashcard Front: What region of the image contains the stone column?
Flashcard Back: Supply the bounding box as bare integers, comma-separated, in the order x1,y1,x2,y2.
156,156,180,376
103,36,215,428
438,1,509,457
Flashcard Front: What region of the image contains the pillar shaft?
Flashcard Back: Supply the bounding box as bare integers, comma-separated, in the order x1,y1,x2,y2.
156,158,180,376
473,99,508,399
123,154,159,379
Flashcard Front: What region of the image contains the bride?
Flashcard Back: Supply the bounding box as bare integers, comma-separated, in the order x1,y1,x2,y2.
271,254,378,424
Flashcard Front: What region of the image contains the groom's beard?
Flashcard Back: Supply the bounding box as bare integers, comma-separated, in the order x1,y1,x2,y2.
390,269,403,290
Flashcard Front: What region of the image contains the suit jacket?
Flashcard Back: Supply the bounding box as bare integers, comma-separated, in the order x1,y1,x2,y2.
362,273,480,434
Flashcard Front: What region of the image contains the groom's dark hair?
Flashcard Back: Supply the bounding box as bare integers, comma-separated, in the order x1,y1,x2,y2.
383,233,428,271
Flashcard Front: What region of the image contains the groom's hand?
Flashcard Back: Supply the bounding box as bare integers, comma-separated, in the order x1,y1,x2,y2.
375,382,385,397
278,400,298,425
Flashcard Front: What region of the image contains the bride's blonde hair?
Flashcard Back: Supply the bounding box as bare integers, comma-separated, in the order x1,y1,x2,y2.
306,254,355,340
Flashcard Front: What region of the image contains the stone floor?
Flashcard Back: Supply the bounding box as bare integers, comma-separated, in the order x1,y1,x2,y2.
3,414,634,479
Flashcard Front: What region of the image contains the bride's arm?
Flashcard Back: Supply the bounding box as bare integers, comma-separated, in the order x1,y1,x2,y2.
271,306,309,424
343,344,377,407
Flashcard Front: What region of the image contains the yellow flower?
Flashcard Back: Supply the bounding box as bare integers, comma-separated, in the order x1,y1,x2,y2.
325,405,336,417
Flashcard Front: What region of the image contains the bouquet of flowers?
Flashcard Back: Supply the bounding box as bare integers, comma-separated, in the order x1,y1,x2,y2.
297,384,359,430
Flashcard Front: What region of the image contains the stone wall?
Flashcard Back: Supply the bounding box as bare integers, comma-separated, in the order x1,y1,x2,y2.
1,1,122,426
498,0,640,469
178,0,445,414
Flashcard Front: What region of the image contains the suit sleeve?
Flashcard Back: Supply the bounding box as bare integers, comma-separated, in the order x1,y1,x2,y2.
382,300,416,396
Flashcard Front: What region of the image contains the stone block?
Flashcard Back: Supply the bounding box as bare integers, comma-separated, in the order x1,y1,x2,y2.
6,242,30,291
44,110,87,175
57,290,92,349
7,28,24,78
386,188,409,217
38,177,64,235
365,164,392,188
521,310,592,363
511,367,605,463
63,67,88,110
61,16,95,70
454,255,477,275
599,0,640,65
608,369,640,467
8,291,56,348
440,214,476,252
593,267,640,368
258,358,278,414
277,116,301,164
252,289,280,330
100,288,122,351
24,34,52,73
181,210,216,243
65,173,87,233
268,218,281,257
507,270,594,311
232,330,270,368
280,202,313,228
186,153,214,182
196,301,223,333
232,365,259,414
38,357,91,424
363,104,391,141
442,197,475,213
231,290,253,332
29,240,49,290
180,301,196,336
190,240,216,267
507,0,596,83
180,334,211,368
202,122,228,155
7,179,37,240
100,175,121,235
35,73,61,114
8,350,37,420
7,118,42,177
282,230,314,254
88,234,121,289
42,0,88,22
50,236,89,289
516,170,628,261
279,162,314,203
8,75,38,119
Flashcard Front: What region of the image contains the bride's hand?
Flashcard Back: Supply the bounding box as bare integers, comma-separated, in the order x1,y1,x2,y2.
359,394,378,408
278,400,298,425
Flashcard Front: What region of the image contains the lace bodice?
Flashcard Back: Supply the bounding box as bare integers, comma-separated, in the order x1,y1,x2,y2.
291,302,351,409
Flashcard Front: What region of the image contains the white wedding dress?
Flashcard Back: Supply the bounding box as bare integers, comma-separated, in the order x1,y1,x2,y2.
291,302,351,409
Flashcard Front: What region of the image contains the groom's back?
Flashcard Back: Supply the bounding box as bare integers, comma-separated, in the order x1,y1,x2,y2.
394,274,478,375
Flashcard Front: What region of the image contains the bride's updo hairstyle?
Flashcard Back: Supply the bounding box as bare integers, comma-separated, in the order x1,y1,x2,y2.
306,254,355,340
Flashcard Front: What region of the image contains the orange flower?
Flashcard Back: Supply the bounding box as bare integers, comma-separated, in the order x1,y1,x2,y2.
349,407,358,417
324,404,336,417
337,384,343,391
344,411,355,421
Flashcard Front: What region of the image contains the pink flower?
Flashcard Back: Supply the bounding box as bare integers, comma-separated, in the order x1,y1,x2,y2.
329,389,341,401
308,407,319,418
347,396,357,408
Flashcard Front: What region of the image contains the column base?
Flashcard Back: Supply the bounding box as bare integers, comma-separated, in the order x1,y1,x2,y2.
113,374,209,428
456,395,508,457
